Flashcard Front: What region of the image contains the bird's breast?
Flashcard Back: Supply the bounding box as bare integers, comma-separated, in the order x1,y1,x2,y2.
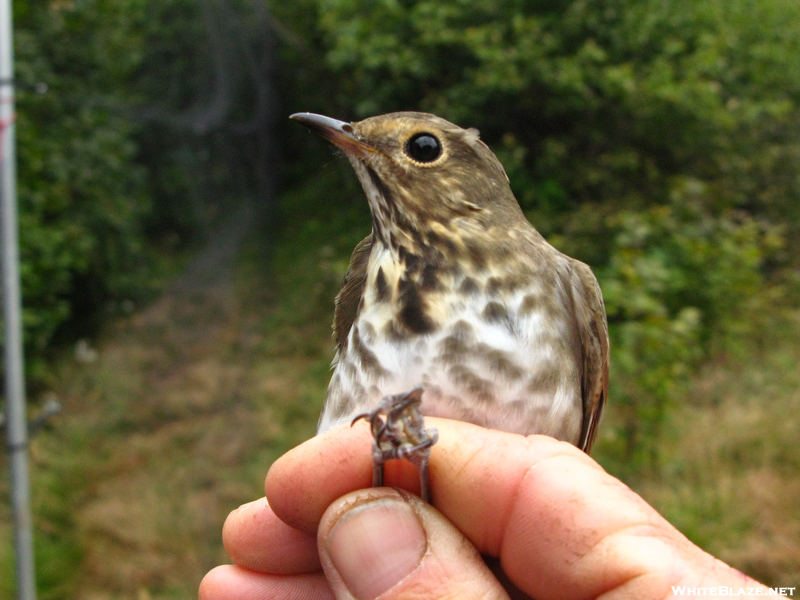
320,261,583,444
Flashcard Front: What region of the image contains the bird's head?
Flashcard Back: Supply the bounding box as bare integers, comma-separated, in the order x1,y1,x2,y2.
291,111,526,258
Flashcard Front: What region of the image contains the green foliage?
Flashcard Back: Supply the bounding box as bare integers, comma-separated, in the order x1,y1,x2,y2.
273,0,800,466
9,0,275,380
601,195,779,465
12,2,160,374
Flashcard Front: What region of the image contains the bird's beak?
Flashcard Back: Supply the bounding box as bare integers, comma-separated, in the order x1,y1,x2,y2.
290,112,376,157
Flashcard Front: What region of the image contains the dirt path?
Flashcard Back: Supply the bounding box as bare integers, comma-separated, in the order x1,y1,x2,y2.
35,203,326,599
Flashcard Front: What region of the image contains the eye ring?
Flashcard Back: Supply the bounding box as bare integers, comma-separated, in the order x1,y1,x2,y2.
405,133,442,163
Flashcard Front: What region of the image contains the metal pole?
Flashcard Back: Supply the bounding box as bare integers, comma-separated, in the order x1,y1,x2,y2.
0,0,38,598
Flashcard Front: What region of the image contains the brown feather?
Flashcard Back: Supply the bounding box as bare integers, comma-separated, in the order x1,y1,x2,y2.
333,234,373,351
565,259,610,452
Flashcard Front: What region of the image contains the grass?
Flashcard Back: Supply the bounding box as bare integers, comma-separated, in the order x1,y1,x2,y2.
631,334,800,585
1,184,799,596
589,312,800,587
1,216,343,598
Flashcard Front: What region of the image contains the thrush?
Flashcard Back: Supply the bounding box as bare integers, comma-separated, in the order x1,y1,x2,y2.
291,111,609,500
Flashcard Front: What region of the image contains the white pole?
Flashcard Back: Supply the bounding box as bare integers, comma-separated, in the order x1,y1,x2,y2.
0,0,38,597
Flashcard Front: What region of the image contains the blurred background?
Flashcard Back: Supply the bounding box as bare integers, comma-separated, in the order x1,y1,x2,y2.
1,0,799,597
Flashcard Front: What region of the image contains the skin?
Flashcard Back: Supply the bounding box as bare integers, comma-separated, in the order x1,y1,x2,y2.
198,418,771,600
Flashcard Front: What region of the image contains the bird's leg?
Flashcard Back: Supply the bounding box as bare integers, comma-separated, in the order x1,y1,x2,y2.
353,407,390,487
352,387,438,503
396,429,438,503
371,440,387,488
384,388,438,502
410,450,432,504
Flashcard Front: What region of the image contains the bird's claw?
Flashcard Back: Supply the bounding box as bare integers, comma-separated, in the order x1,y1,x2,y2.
351,387,438,502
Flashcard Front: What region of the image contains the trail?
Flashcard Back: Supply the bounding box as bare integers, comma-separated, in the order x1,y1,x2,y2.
38,202,321,598
171,200,255,293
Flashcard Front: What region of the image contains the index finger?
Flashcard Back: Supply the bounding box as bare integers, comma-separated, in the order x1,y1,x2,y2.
266,418,737,599
266,418,619,547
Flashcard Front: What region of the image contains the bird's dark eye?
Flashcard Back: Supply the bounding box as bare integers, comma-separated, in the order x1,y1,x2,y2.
405,133,442,163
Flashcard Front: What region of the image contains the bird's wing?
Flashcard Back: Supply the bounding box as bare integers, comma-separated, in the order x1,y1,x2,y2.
333,234,373,351
565,259,609,453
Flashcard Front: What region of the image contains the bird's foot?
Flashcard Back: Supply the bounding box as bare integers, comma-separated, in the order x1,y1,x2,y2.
351,387,438,502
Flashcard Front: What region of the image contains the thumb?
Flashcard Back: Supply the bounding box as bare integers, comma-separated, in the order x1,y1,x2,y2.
318,488,509,600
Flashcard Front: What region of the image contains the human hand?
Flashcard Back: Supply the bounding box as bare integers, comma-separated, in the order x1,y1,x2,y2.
200,418,769,599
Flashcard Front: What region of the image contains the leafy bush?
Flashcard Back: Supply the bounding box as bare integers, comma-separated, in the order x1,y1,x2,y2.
11,2,157,375
10,0,274,378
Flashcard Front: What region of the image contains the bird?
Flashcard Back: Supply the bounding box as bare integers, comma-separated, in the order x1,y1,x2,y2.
291,111,609,499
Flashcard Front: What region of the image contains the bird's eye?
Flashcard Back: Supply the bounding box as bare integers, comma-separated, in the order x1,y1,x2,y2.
405,133,442,163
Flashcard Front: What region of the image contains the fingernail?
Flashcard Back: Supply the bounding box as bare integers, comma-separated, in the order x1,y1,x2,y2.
326,499,426,600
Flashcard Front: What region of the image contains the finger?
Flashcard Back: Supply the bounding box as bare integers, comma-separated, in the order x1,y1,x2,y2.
222,497,320,574
199,565,333,600
266,417,578,540
265,420,423,533
266,418,754,599
265,422,419,535
318,488,508,600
